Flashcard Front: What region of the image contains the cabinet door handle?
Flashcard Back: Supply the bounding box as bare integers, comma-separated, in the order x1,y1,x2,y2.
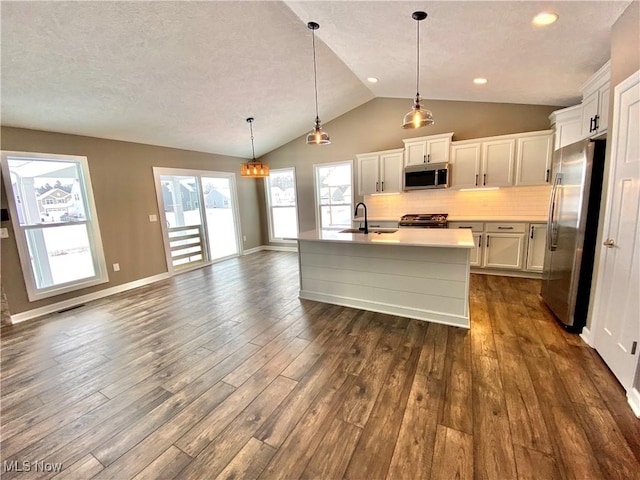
375,181,379,192
594,114,600,131
427,154,430,163
498,226,513,230
483,173,486,186
478,236,482,247
458,226,473,229
545,169,550,183
381,181,384,191
530,225,534,239
423,155,427,163
486,235,490,248
475,174,478,186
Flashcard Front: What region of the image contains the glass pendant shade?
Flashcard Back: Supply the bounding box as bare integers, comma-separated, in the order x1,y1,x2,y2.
402,11,433,129
306,117,331,145
240,117,269,178
307,22,330,146
402,94,434,129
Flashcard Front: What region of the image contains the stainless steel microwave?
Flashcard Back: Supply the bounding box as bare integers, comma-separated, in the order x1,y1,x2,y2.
404,163,450,190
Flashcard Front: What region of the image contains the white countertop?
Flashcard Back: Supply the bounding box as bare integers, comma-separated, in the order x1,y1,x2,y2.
448,215,548,222
293,228,474,248
354,216,548,223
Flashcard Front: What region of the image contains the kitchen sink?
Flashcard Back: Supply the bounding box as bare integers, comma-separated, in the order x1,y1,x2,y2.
339,228,398,234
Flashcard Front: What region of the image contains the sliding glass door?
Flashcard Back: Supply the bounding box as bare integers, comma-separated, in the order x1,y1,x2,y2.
154,168,241,272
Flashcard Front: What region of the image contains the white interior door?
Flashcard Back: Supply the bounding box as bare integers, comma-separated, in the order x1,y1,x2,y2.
592,70,640,392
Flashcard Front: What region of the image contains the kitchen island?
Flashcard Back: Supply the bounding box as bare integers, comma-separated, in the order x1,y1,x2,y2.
292,228,475,328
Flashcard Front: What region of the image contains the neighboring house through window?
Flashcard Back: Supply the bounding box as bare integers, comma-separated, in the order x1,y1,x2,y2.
1,151,108,301
314,161,353,230
265,168,298,242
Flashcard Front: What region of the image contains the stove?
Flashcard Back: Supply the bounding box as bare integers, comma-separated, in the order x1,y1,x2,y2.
399,213,449,228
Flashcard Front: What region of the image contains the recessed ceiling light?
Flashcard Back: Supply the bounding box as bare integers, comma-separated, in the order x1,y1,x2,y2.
367,77,379,84
473,78,488,85
532,12,558,26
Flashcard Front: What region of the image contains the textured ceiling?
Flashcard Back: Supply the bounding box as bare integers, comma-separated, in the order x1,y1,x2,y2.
0,1,631,158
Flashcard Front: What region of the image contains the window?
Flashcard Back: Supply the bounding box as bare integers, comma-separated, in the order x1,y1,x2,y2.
1,151,108,301
265,168,298,241
314,161,353,230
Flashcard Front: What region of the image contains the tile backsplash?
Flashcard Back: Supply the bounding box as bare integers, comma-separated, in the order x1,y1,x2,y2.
365,186,551,219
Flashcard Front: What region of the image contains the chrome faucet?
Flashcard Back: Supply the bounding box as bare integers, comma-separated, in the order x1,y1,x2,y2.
354,202,368,234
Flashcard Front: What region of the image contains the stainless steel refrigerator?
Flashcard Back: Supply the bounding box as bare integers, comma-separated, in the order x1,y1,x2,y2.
541,139,606,331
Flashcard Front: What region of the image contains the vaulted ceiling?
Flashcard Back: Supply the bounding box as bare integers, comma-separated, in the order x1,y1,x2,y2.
0,1,630,158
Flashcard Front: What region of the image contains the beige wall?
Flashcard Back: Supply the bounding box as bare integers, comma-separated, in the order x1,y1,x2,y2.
258,97,559,240
1,127,263,315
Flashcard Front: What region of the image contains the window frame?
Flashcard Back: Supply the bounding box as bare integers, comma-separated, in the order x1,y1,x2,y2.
313,160,354,231
1,151,109,301
264,167,298,243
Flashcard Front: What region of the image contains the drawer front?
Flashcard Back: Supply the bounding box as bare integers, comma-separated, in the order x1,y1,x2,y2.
485,222,526,233
448,221,484,233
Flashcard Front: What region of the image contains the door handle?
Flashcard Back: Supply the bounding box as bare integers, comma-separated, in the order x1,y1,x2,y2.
589,117,595,133
486,235,490,248
530,225,534,239
498,226,514,230
475,174,478,186
478,236,481,247
483,173,486,186
375,181,379,192
381,181,384,191
545,169,550,183
427,154,431,163
594,114,600,131
603,239,615,248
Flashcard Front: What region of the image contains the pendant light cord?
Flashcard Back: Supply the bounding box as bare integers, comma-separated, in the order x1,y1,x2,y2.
415,18,420,97
312,28,320,120
248,119,256,161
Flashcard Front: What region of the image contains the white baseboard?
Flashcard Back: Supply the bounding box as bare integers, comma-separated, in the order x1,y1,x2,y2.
627,387,640,418
263,245,298,252
580,326,595,347
242,246,264,255
9,272,171,324
243,245,297,255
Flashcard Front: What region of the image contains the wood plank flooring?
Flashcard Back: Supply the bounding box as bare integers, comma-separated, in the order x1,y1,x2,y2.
1,251,639,479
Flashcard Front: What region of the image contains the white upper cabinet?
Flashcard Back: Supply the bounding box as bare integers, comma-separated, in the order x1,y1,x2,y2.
379,151,404,194
403,132,453,166
450,131,552,188
356,148,403,195
549,104,583,150
580,61,610,138
482,138,516,187
515,132,553,186
450,143,482,188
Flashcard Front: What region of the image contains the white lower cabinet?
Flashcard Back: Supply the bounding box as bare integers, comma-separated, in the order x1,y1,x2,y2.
483,233,525,269
449,221,541,274
448,222,483,267
525,224,547,271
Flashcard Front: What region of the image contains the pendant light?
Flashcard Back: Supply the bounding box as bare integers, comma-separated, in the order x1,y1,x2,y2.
402,11,434,129
240,117,269,178
306,21,330,145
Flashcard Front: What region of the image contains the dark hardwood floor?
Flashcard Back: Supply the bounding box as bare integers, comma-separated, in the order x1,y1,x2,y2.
1,251,639,479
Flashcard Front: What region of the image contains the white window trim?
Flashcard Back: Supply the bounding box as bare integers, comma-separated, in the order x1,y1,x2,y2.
313,160,354,231
264,167,298,243
1,150,109,301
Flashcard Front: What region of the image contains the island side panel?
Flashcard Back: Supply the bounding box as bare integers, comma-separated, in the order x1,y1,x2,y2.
297,240,471,328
